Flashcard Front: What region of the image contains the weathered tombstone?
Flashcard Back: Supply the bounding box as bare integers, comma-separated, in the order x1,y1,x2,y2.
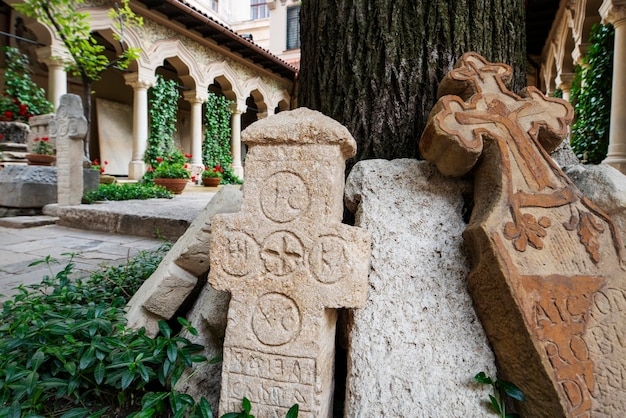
343,158,497,417
420,52,626,417
208,108,371,417
51,94,88,206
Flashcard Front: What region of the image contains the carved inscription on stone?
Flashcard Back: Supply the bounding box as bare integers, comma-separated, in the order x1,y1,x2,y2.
420,53,626,417
208,108,371,417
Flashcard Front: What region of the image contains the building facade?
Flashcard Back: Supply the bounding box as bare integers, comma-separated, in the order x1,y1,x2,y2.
0,0,297,179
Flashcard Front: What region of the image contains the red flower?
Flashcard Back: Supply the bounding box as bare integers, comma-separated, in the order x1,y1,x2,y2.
100,167,105,173
184,163,190,169
0,134,3,140
185,154,192,159
4,111,13,120
156,157,163,163
104,161,108,165
147,166,155,172
34,137,40,142
41,137,49,142
92,159,99,165
18,104,28,116
191,175,196,182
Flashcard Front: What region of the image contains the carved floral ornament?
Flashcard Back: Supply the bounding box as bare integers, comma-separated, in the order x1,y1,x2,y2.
419,52,624,265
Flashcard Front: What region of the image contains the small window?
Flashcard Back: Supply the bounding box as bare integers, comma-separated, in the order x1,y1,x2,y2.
251,0,270,20
286,5,300,50
211,0,219,11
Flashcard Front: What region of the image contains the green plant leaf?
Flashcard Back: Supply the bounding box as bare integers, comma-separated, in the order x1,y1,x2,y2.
158,321,171,339
60,408,89,418
242,397,252,414
489,395,501,414
94,361,105,385
474,371,493,385
286,404,299,418
497,380,525,401
198,397,213,418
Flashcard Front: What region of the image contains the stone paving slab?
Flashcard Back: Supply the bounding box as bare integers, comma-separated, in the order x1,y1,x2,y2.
0,224,165,298
0,215,59,228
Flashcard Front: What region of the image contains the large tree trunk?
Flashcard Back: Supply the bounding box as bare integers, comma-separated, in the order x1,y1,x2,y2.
298,0,527,169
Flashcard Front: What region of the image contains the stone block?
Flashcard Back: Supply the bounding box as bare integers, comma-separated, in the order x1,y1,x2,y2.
208,108,371,417
0,121,30,144
125,186,243,336
0,165,57,208
344,158,496,417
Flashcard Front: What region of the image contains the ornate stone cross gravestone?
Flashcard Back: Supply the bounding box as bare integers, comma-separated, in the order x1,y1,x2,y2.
50,94,88,206
208,108,371,418
420,53,626,417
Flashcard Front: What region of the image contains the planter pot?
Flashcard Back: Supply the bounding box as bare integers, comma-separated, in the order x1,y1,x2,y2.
26,153,56,166
154,178,189,194
202,177,221,187
100,174,117,184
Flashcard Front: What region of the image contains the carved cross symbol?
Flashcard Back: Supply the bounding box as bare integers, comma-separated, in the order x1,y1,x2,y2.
420,53,622,262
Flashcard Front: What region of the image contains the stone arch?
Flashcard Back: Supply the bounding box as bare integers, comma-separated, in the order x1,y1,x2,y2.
543,46,558,94
554,13,576,76
207,61,245,105
242,77,271,116
270,90,291,114
141,38,206,91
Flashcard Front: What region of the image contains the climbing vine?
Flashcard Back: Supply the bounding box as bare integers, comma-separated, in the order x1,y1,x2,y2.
144,75,180,168
570,23,614,164
203,92,241,184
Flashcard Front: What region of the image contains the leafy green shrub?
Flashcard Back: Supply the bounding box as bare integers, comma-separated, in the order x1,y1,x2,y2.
0,253,210,417
570,23,614,164
82,182,173,204
474,372,524,418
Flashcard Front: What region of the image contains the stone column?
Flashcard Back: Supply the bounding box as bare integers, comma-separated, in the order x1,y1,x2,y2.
125,73,155,180
36,46,68,110
230,105,244,178
600,0,626,173
183,91,208,170
556,72,575,102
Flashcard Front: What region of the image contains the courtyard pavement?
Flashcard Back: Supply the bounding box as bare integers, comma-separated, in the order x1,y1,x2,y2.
0,183,218,298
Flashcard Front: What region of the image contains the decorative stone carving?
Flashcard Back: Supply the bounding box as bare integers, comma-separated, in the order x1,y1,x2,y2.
50,94,88,206
208,108,371,417
420,52,626,417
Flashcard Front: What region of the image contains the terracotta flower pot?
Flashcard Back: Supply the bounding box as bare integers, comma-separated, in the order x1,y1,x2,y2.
26,153,56,166
153,178,189,194
202,177,221,187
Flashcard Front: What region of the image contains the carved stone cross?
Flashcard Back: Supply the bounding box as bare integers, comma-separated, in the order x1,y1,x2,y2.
420,53,626,417
50,94,88,206
208,108,371,418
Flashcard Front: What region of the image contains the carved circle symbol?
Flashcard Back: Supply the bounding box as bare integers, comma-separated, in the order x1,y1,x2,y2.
260,172,309,223
310,236,350,284
220,232,257,277
252,293,301,346
261,231,304,276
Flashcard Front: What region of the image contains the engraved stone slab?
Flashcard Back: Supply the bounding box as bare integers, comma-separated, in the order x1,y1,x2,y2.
209,108,371,417
51,94,88,206
420,52,626,417
344,159,497,417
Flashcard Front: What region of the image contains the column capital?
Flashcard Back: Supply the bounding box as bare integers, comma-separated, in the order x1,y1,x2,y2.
229,103,246,115
556,72,575,91
183,90,209,104
124,73,156,90
35,45,71,66
600,0,626,26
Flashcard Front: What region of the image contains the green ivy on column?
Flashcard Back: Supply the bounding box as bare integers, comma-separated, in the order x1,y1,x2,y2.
203,92,241,184
144,75,180,168
570,23,614,164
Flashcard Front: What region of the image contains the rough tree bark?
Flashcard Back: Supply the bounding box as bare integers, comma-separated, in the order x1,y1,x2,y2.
298,0,527,169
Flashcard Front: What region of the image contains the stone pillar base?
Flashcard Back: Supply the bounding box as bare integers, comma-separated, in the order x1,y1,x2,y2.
128,160,146,180
233,164,244,179
603,158,626,175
